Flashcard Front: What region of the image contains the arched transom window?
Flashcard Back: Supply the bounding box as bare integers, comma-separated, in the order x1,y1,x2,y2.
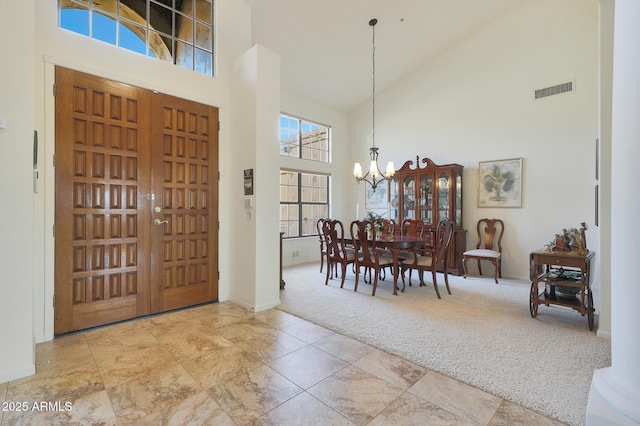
58,0,214,76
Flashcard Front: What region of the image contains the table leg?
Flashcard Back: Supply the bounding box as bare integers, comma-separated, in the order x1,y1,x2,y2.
391,248,402,295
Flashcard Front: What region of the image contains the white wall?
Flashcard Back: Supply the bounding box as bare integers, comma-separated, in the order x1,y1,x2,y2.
350,0,599,282
0,0,36,383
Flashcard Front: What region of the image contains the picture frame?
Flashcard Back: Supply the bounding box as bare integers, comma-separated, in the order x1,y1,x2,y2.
478,158,523,208
365,184,388,210
595,184,599,227
595,138,599,181
243,169,254,195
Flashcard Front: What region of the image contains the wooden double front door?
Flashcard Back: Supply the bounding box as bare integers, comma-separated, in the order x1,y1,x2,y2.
54,67,219,335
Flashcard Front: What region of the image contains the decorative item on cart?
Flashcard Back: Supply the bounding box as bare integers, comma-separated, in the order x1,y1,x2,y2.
547,267,581,296
544,222,588,255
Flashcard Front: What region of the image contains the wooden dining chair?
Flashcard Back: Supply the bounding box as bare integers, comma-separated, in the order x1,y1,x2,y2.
316,218,329,274
401,219,425,239
398,219,426,284
381,219,396,236
401,219,454,299
376,219,396,281
462,218,504,284
350,220,394,296
322,219,355,288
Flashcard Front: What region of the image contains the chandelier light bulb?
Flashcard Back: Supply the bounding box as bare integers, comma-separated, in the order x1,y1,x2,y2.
370,160,379,178
386,161,396,178
353,163,363,178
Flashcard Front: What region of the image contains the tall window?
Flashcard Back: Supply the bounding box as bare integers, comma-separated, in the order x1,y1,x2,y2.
280,171,329,238
58,0,214,76
279,114,331,238
279,114,330,162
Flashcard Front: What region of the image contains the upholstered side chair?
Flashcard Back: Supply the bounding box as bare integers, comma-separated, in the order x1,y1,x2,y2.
462,218,505,284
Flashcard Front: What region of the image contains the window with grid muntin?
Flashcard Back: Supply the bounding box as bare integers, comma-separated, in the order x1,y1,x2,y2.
280,171,329,238
279,114,329,162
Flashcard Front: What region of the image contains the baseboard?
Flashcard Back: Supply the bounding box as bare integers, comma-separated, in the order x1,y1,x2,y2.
0,365,36,385
254,300,281,313
227,296,253,311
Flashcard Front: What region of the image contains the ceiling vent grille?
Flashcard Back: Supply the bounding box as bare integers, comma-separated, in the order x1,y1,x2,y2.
535,81,573,99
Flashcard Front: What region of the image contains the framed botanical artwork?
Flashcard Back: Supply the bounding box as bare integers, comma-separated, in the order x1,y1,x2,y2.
365,184,388,210
478,158,523,208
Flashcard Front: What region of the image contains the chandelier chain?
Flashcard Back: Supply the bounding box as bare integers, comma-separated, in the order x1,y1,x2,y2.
371,19,376,148
353,18,394,192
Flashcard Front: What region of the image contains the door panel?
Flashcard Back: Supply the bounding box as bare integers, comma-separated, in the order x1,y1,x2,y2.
54,68,218,335
54,68,152,334
150,94,218,312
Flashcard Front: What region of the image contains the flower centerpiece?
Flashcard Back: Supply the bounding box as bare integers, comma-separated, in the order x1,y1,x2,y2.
365,211,385,238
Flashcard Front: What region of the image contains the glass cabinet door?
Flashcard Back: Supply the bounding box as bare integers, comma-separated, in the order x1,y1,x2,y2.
437,172,450,221
455,173,462,226
403,176,416,219
419,174,433,224
389,178,399,222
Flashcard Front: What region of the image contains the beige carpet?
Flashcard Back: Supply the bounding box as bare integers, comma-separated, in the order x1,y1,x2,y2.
278,263,611,426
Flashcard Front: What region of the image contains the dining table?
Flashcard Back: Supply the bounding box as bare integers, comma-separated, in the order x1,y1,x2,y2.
346,234,431,295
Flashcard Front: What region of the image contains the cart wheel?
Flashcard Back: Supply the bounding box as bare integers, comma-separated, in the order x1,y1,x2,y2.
529,282,538,318
587,290,594,331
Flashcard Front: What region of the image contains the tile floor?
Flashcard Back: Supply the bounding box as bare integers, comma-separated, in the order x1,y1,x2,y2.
0,302,565,425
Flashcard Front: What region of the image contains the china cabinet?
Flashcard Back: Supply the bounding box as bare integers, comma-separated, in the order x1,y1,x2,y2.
389,156,466,275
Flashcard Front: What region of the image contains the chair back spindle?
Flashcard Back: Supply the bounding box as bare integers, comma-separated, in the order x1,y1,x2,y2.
402,219,425,238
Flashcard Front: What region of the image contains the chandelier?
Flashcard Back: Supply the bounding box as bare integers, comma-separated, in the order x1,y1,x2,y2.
353,18,395,192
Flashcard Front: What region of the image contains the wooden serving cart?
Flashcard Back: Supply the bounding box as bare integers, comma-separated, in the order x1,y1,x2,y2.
529,249,595,330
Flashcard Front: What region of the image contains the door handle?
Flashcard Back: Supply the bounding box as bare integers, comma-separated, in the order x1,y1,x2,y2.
154,219,169,225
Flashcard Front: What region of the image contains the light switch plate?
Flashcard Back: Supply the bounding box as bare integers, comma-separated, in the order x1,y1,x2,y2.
0,117,7,129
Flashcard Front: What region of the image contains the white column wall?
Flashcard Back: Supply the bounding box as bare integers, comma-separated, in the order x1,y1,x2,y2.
597,0,614,340
253,46,282,312
587,0,640,423
0,0,36,384
228,45,281,312
228,48,258,309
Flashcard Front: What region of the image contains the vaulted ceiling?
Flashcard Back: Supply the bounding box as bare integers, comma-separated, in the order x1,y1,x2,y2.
244,0,523,111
